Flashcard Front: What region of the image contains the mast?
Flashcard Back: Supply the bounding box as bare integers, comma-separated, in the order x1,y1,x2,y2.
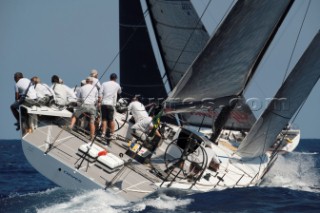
145,0,173,90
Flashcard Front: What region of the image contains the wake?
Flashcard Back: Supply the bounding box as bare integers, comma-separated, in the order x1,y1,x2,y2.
36,189,193,213
261,151,320,192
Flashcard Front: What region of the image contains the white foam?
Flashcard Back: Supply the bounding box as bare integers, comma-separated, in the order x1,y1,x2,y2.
129,194,193,211
8,187,60,199
36,189,193,213
37,189,127,213
261,152,320,192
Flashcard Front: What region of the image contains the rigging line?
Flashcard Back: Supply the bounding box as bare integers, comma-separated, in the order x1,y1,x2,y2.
289,98,306,125
281,0,311,84
235,117,273,157
244,0,305,99
80,50,120,106
162,1,216,87
206,0,236,38
80,6,152,106
256,118,273,166
252,1,312,153
161,0,235,88
199,0,218,26
140,2,172,88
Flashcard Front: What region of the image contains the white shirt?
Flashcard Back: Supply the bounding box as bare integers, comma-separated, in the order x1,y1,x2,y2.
128,100,148,122
92,78,101,91
75,86,81,97
78,84,98,105
34,83,54,98
99,80,121,106
131,116,153,133
189,144,219,167
15,78,37,99
204,145,219,166
63,84,77,102
51,83,68,105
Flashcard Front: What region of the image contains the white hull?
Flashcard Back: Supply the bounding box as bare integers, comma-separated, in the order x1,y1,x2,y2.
19,105,299,201
22,139,102,191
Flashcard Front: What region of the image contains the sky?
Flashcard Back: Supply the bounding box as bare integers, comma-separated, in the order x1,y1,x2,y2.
0,0,319,139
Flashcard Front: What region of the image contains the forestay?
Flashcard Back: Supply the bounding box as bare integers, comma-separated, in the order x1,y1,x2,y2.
237,31,320,158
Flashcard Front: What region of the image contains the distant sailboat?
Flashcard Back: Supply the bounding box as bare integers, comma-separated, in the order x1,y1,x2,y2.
18,0,320,202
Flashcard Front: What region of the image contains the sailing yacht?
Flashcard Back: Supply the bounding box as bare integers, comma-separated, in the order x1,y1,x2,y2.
18,0,320,202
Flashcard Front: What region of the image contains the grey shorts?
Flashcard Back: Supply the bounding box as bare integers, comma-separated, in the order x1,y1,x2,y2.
11,98,38,109
132,129,148,142
73,104,97,123
101,105,115,121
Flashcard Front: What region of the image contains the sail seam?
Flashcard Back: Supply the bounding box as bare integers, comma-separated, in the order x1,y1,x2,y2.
119,23,147,28
154,21,206,30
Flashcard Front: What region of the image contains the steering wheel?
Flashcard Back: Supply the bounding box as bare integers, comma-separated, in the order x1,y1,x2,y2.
163,137,207,180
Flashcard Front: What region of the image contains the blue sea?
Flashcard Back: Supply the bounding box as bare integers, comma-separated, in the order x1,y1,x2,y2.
0,139,319,213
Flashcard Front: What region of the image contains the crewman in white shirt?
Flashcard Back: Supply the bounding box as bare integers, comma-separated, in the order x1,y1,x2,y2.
31,76,54,106
10,72,38,130
127,96,148,123
51,75,76,107
69,77,98,140
90,69,101,91
131,111,161,143
98,73,121,140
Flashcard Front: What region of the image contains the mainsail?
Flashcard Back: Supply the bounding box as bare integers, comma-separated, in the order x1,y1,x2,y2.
164,0,294,113
146,0,210,89
119,0,167,99
237,31,320,158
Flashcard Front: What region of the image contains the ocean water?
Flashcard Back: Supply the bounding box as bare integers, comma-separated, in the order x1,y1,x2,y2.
0,139,319,213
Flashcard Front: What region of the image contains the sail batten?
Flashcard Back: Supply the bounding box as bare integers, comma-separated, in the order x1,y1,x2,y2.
164,0,294,113
237,31,320,158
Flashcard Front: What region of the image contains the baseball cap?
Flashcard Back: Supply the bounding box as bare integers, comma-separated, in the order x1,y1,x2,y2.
90,69,98,76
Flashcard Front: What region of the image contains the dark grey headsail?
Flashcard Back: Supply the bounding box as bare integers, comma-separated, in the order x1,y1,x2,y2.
164,0,294,113
119,0,167,99
147,0,256,130
237,31,320,158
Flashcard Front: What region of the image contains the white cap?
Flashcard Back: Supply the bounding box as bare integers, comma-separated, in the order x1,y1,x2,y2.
81,79,86,85
90,69,98,77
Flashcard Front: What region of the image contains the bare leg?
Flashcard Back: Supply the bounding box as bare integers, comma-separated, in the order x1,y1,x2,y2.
69,116,76,128
109,120,115,135
101,119,107,136
89,122,95,138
